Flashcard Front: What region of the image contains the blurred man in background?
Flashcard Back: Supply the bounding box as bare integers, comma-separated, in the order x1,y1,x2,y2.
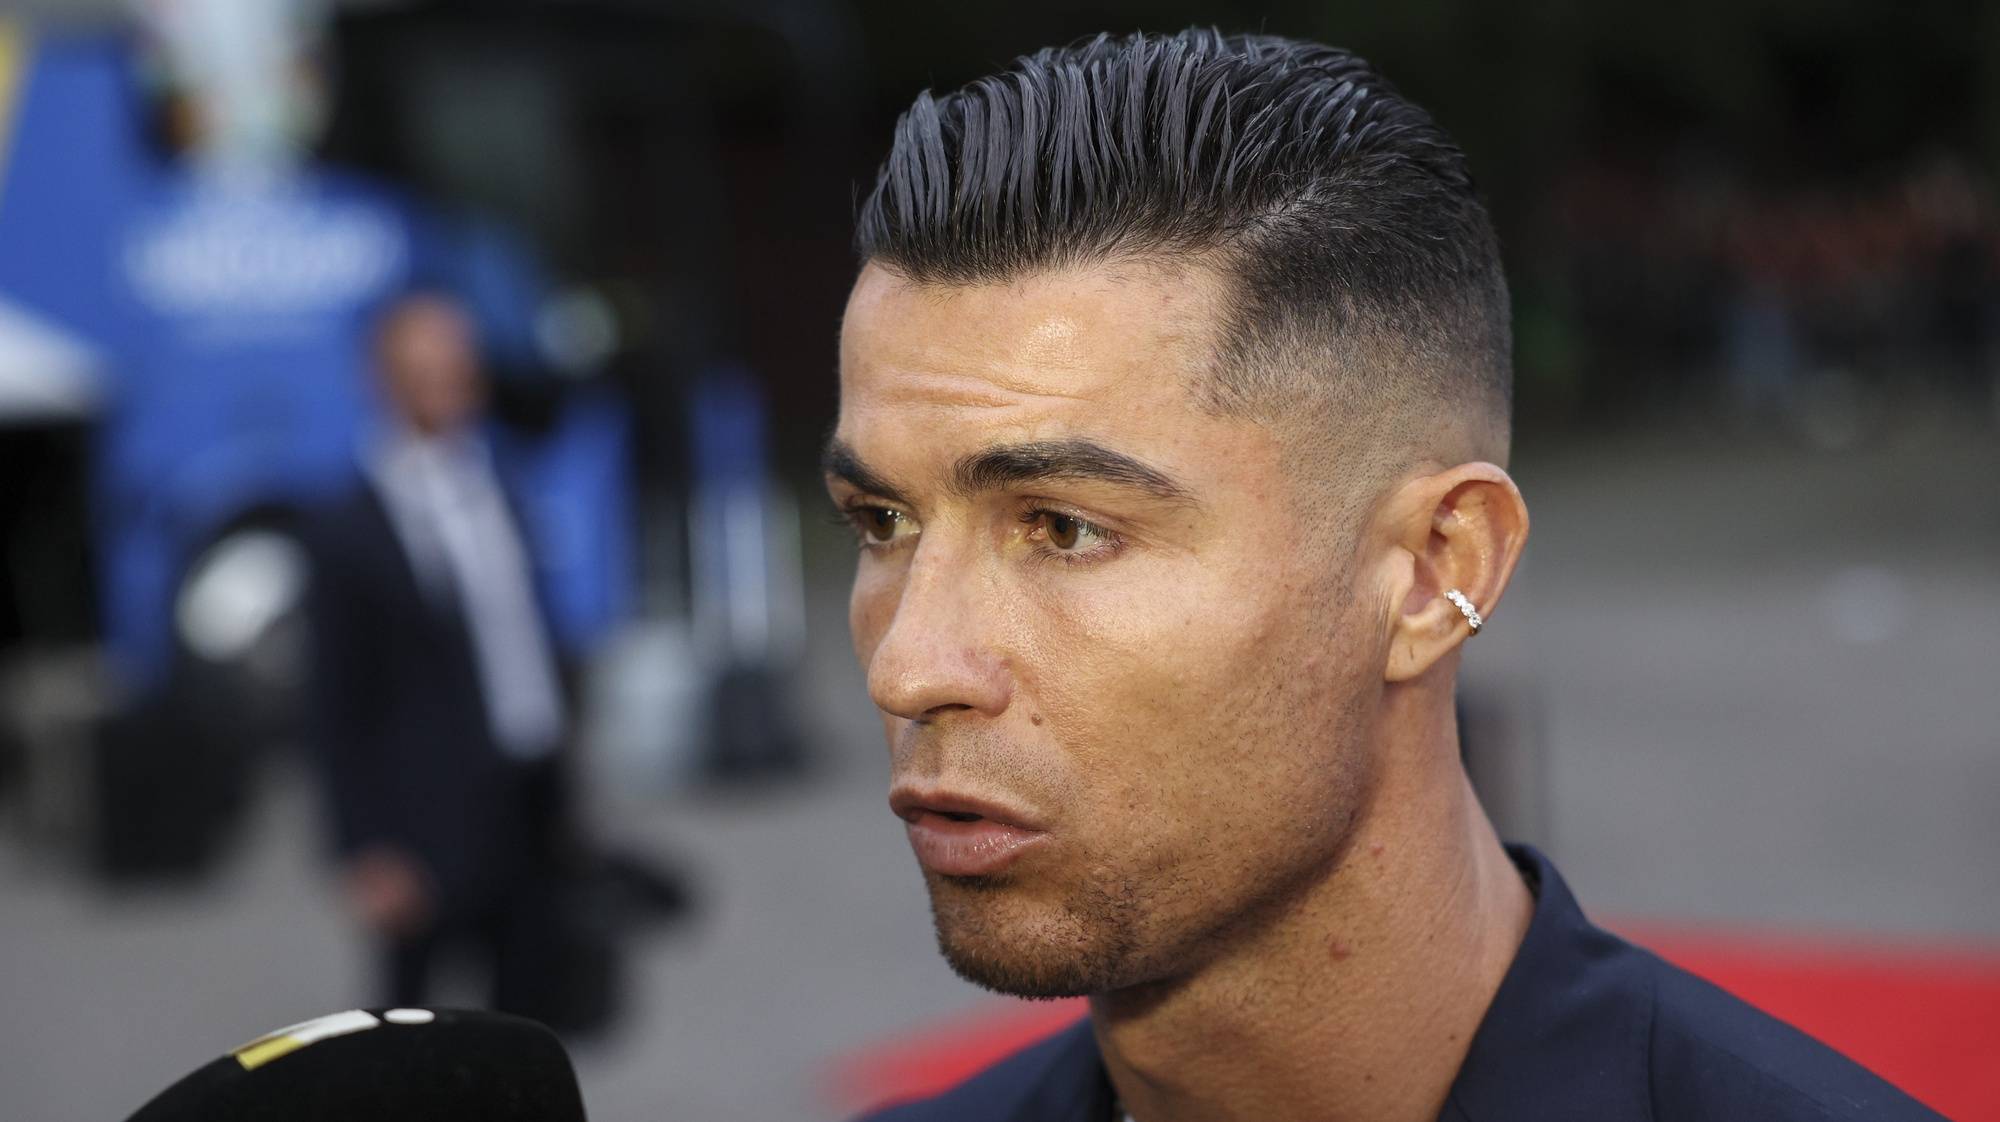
305,291,575,1022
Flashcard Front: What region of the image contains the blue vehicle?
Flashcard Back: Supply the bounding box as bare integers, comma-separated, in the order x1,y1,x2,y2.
0,24,633,874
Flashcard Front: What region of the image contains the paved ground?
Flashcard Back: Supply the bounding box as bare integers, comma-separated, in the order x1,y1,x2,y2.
3,411,1997,1121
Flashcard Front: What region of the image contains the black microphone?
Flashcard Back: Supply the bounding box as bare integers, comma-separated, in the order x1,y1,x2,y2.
123,1007,588,1121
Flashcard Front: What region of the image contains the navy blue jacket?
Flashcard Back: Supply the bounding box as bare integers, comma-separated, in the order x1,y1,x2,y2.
303,482,571,912
856,846,1944,1122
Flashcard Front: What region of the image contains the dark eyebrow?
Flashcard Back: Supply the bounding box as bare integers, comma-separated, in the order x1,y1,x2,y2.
952,439,1195,506
822,438,911,505
823,436,1198,509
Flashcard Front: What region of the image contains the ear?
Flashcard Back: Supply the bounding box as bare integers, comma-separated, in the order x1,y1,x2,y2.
1378,462,1529,683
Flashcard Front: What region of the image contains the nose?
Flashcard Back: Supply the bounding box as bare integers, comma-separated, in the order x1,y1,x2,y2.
863,543,1013,723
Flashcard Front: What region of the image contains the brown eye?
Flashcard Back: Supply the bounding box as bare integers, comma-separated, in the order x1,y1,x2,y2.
1044,513,1081,551
864,508,901,543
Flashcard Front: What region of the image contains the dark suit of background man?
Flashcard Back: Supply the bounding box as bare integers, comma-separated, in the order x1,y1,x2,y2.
305,292,574,1021
829,30,1944,1122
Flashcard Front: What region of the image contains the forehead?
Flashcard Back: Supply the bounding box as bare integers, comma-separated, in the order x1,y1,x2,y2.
837,262,1227,450
380,299,474,351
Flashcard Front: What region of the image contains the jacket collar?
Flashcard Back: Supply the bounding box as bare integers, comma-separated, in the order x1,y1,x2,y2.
1009,1019,1114,1122
1440,844,1654,1121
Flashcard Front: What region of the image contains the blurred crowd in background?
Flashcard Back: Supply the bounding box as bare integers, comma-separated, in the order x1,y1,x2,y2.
1534,150,1999,433
1,0,1997,1118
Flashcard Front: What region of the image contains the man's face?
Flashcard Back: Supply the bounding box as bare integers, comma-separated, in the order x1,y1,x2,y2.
377,298,485,436
830,262,1390,997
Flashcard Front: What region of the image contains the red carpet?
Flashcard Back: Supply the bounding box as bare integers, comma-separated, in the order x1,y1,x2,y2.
1629,924,2000,1122
829,925,2000,1120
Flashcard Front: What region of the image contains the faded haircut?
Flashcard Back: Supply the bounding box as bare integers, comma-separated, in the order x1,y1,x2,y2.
854,29,1512,452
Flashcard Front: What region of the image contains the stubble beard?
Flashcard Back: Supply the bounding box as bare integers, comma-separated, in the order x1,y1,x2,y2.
925,865,1156,999
923,799,1360,1001
923,703,1377,1002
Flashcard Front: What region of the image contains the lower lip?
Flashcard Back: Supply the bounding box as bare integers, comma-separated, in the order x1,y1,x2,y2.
904,811,1047,877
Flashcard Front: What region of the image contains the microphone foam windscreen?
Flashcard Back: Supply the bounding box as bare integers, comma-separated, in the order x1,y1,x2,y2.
124,1008,587,1122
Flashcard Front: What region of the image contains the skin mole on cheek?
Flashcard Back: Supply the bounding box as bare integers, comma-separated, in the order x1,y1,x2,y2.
1328,936,1354,961
1030,712,1044,726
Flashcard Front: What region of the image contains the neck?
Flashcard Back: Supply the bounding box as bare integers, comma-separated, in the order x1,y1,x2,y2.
1092,685,1533,1122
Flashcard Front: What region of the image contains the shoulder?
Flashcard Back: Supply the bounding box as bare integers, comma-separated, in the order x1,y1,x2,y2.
1639,947,1944,1121
848,1018,1102,1122
301,483,386,549
1457,847,1946,1122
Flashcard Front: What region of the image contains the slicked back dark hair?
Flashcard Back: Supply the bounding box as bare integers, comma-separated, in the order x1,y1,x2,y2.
855,29,1511,443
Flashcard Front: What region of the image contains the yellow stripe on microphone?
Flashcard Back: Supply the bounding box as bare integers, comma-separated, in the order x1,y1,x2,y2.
233,1010,383,1071
234,1035,308,1071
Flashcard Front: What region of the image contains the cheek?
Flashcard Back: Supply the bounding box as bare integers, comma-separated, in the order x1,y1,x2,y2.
1024,553,1304,717
1027,558,1360,830
1017,601,1171,749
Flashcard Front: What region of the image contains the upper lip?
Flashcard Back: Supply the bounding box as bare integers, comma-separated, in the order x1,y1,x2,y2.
888,786,1046,831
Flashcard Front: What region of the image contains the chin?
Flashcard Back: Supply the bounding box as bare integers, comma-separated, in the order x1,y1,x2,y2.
926,873,1140,999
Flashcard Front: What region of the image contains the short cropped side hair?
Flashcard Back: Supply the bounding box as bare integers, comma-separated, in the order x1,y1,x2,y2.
855,29,1511,442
